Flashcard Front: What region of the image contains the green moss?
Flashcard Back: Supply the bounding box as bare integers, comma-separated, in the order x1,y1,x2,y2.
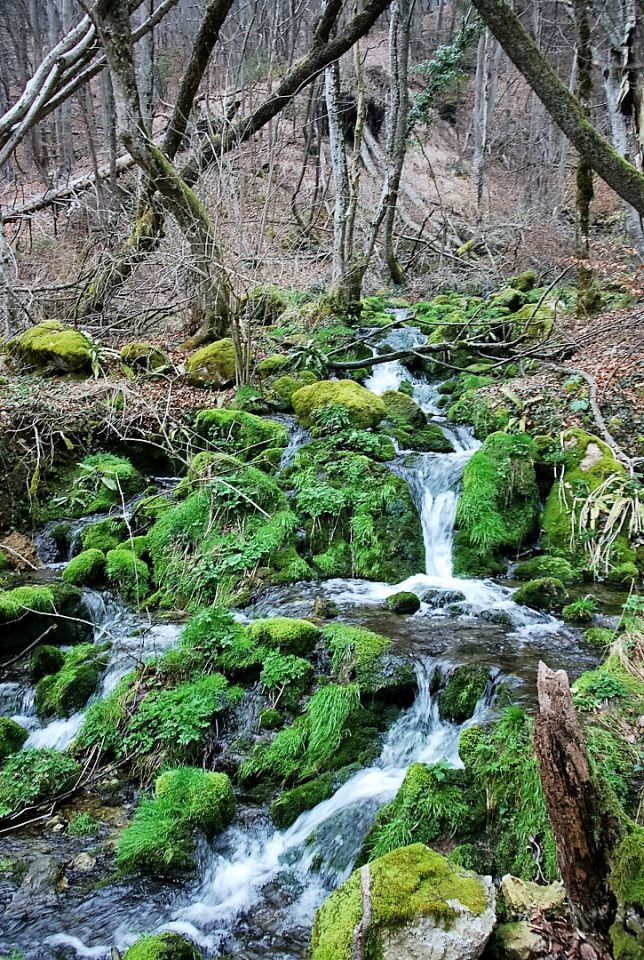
63,548,106,587
386,591,420,614
123,933,202,960
323,622,414,699
585,626,614,651
439,666,488,723
68,812,100,836
194,408,288,470
11,320,93,374
510,270,536,292
562,596,597,624
0,749,80,818
0,718,28,763
447,388,509,439
381,389,454,452
61,453,144,517
247,617,320,656
185,338,236,388
35,643,108,718
120,342,168,372
361,763,473,862
29,643,65,681
260,650,314,710
106,549,150,603
454,433,539,576
291,446,423,583
0,584,55,623
242,285,288,326
541,429,638,579
513,555,575,584
311,844,489,960
292,380,386,429
258,353,290,375
610,922,643,960
271,546,313,584
80,517,126,553
155,767,235,836
269,771,337,828
513,577,568,612
259,708,282,730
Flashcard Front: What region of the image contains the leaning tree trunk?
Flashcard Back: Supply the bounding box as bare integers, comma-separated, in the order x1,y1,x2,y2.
534,662,622,956
573,0,596,316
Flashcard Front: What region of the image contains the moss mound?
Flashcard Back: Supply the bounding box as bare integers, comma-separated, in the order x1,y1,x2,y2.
59,453,144,517
80,517,127,553
0,582,87,651
120,341,168,372
194,408,288,470
454,432,539,576
386,591,420,614
0,748,80,818
269,771,338,829
513,555,575,584
63,548,106,587
106,548,150,602
29,643,65,681
185,338,236,388
11,320,93,374
439,665,489,723
324,622,415,699
247,617,320,656
513,577,568,612
381,390,454,453
35,643,108,718
292,380,386,429
242,285,288,326
123,932,202,960
117,767,235,876
311,844,490,960
0,717,28,763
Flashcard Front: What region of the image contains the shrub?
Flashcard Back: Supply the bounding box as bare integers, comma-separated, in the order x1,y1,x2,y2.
63,548,106,587
0,718,28,763
0,749,80,817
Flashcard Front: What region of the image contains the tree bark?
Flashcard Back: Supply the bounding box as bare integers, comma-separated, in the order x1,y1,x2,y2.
469,0,644,215
534,662,620,956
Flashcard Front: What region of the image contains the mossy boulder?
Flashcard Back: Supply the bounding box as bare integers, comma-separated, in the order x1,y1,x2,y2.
10,320,93,374
29,643,65,681
292,379,386,429
513,577,568,612
61,453,144,517
35,643,109,718
541,429,639,582
382,390,454,452
117,767,235,876
311,843,495,960
454,433,539,576
106,549,150,603
270,771,338,829
194,408,288,470
0,582,88,652
80,517,127,553
241,285,288,326
257,353,290,376
63,548,106,587
386,591,421,615
185,337,236,388
123,933,202,960
513,555,575,584
120,341,168,372
324,623,416,700
0,717,28,763
247,617,320,656
382,390,426,428
439,665,489,723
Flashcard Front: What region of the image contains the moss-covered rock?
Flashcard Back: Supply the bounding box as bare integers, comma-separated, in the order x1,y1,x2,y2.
185,338,236,388
386,591,420,615
247,617,320,656
80,517,127,553
29,643,65,681
61,453,144,517
513,555,575,584
0,717,28,763
120,342,168,372
454,433,539,576
35,643,109,718
123,932,202,960
323,623,416,699
241,285,288,326
270,771,338,829
117,767,235,877
439,666,489,723
311,844,495,960
513,577,568,612
10,320,93,374
292,379,386,429
257,353,290,376
194,408,288,470
106,549,150,603
541,429,639,582
381,390,454,452
63,548,106,587
0,582,88,652
0,748,80,818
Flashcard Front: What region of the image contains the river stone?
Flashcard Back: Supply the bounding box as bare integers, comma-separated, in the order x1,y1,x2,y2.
72,852,96,872
421,588,466,608
492,921,547,960
311,844,496,960
500,875,566,918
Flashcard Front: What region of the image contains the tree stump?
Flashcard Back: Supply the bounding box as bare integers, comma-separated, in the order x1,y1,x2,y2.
534,661,620,957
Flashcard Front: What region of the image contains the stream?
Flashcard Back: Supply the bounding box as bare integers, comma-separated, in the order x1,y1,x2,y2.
0,318,602,959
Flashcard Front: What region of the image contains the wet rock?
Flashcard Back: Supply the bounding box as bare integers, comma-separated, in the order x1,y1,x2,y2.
421,588,467,608
386,591,421,614
500,875,566,917
480,609,513,626
313,595,339,619
14,853,65,900
492,921,547,960
72,852,96,872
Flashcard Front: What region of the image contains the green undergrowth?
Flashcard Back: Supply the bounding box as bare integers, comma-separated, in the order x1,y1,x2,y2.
46,453,144,519
117,767,235,876
0,749,80,818
454,432,539,576
123,933,202,959
194,408,288,471
323,623,415,698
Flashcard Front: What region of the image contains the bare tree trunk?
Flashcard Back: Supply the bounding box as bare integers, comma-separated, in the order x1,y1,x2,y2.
382,0,411,283
325,59,351,287
0,215,19,338
534,662,620,956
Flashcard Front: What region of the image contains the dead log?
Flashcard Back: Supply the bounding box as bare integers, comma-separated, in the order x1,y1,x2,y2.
534,661,621,956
